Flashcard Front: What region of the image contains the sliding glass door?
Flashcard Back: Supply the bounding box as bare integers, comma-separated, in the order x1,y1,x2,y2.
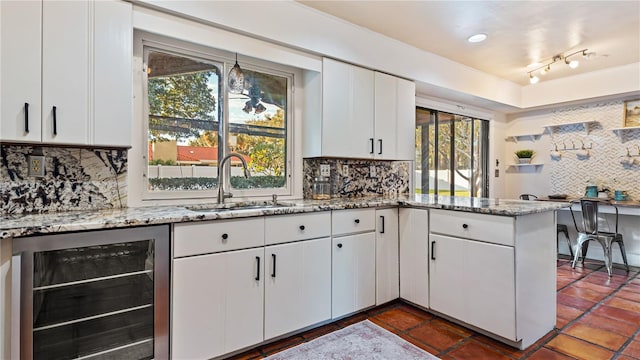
415,108,489,197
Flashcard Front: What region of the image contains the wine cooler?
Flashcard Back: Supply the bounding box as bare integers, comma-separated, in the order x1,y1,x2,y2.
12,226,169,359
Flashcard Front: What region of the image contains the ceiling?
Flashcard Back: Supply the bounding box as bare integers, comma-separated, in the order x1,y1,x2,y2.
297,1,640,87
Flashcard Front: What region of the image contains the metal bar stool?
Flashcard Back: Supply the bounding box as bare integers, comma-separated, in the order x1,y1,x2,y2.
569,199,629,276
519,194,573,257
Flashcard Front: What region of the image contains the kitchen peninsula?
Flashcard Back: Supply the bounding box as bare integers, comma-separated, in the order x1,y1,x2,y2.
1,196,568,357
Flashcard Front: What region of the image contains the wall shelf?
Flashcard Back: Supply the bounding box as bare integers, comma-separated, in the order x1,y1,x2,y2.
507,163,544,172
543,120,597,134
504,132,544,143
611,126,640,133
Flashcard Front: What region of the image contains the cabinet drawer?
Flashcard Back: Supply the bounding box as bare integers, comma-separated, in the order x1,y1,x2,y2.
332,209,375,236
265,212,331,245
173,218,264,257
430,209,514,246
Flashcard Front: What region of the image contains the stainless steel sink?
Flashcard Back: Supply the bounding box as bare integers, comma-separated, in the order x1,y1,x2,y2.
184,203,288,212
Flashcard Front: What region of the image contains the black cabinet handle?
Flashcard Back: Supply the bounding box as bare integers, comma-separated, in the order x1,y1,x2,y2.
378,139,383,155
271,254,277,277
380,216,385,233
431,241,436,260
354,219,360,224
462,224,469,229
337,243,343,248
52,106,57,136
24,103,29,133
221,233,228,240
299,225,305,231
255,256,260,281
369,138,374,154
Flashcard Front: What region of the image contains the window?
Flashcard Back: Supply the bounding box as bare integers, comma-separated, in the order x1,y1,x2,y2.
143,44,292,199
415,108,489,197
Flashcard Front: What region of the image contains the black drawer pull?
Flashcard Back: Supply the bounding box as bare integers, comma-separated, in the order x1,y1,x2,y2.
378,139,383,155
380,216,385,233
369,138,374,154
24,103,29,133
221,233,228,240
299,225,305,231
354,219,360,224
431,241,436,260
52,106,57,136
462,224,469,229
337,243,343,248
255,256,260,281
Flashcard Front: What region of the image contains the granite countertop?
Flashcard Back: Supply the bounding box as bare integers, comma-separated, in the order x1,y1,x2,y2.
1,195,569,239
403,195,569,215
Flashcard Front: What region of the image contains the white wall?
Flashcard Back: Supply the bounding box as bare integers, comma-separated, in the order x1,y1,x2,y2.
136,1,640,110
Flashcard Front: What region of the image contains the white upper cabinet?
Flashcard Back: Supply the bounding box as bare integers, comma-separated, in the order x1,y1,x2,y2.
303,58,415,160
93,0,133,147
0,0,132,147
319,58,375,158
41,1,90,144
1,1,42,142
374,72,416,160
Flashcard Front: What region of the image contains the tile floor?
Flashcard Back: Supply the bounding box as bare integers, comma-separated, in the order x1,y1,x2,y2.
229,257,640,360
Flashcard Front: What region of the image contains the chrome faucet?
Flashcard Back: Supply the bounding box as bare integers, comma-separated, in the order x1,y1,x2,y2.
217,152,250,204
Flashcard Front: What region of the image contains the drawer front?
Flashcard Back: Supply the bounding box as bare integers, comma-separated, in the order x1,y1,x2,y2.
332,208,376,236
173,217,264,257
265,212,331,245
430,209,514,246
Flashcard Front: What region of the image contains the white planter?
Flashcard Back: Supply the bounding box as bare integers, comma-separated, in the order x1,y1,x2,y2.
518,158,532,164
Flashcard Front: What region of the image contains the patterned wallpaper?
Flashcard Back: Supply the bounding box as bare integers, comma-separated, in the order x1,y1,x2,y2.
0,144,127,214
303,158,411,199
548,100,640,199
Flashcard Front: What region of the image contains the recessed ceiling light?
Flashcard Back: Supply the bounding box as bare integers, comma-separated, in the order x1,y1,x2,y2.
467,33,487,43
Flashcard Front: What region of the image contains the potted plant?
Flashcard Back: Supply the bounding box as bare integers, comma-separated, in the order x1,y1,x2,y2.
515,149,535,164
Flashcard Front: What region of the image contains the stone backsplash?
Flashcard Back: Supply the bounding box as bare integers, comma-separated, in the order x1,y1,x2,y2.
0,144,127,214
303,158,411,199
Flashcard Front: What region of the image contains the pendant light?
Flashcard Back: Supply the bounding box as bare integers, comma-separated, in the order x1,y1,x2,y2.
228,53,244,94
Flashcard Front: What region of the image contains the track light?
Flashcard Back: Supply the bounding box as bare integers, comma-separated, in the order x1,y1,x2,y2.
566,59,579,69
526,48,591,84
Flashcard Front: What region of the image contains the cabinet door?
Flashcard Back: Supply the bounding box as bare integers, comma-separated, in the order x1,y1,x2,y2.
374,72,396,159
264,237,331,339
394,77,416,160
332,232,375,319
375,208,399,305
93,0,132,147
0,1,42,142
172,248,264,359
430,234,516,340
322,58,374,158
374,73,415,160
42,1,89,144
399,208,429,308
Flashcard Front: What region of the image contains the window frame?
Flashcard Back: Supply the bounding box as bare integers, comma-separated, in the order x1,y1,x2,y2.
138,35,295,201
415,107,490,198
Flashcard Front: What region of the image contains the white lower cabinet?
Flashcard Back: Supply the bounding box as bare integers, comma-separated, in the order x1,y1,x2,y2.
172,247,264,360
332,232,376,319
429,234,516,340
375,208,399,305
399,208,429,308
428,209,556,349
264,237,332,340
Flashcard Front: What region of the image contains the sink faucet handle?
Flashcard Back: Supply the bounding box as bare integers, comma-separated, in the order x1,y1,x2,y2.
272,194,278,205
